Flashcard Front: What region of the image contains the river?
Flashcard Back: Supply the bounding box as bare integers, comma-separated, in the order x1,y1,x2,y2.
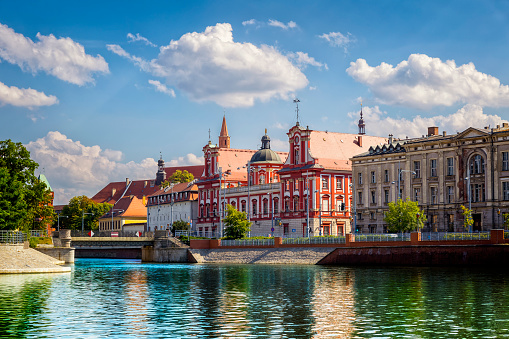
0,259,508,338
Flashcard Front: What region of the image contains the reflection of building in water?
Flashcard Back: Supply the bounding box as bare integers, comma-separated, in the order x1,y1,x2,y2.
124,270,150,336
310,269,355,338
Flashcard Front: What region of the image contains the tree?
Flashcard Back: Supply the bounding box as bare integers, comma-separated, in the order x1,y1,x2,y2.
461,205,474,232
503,213,509,230
60,196,112,230
172,220,190,234
0,140,55,231
223,204,251,239
384,198,426,233
161,170,194,188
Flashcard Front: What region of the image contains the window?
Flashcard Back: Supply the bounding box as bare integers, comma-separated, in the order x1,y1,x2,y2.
371,190,376,204
371,171,376,184
322,198,329,211
447,157,454,176
430,187,437,204
285,181,290,191
503,182,509,201
252,201,257,215
430,159,437,177
503,152,509,171
384,170,389,183
471,183,485,202
274,199,279,214
447,186,454,204
414,187,421,203
322,176,329,190
470,155,485,174
263,199,268,214
336,200,345,211
293,197,299,211
358,172,363,185
384,189,389,203
241,201,246,213
414,161,421,178
336,177,343,190
370,212,376,220
259,174,265,184
358,191,363,204
284,198,290,211
294,148,299,164
357,212,363,220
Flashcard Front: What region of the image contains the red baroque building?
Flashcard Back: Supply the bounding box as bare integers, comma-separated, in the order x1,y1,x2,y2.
196,113,387,237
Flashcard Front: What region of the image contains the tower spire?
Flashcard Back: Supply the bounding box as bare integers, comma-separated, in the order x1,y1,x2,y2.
358,100,365,135
293,98,300,126
219,114,230,148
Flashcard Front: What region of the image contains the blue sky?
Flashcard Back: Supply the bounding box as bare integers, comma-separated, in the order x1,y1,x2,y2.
2,0,509,204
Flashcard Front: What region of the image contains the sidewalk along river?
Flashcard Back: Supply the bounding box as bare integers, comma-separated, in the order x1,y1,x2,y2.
0,259,508,338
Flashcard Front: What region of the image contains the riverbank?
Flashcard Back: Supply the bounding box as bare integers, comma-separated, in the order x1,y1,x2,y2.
0,245,71,274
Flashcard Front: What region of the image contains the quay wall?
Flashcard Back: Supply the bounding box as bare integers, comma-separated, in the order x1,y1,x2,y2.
35,247,75,263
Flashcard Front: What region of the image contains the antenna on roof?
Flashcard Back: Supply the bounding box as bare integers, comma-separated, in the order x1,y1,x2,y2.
293,98,300,126
208,128,211,143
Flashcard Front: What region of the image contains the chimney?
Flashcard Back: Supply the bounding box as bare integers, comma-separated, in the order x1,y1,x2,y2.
504,123,509,128
427,127,438,136
358,135,363,147
388,134,393,144
112,188,116,196
144,180,147,187
126,178,130,186
443,131,447,137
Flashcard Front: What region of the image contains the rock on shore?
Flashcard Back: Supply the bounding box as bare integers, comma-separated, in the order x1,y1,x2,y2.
0,245,71,274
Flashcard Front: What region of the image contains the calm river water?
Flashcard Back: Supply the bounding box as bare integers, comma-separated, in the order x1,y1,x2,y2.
1,259,508,338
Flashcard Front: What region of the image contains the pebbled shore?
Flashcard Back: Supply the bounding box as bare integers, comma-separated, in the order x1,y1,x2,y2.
0,245,71,274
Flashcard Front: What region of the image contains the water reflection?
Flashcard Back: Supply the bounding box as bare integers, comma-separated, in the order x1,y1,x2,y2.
1,260,509,338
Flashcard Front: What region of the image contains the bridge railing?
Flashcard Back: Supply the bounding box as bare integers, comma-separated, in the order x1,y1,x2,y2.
354,233,410,242
0,230,26,244
29,229,49,238
70,230,154,238
420,232,490,241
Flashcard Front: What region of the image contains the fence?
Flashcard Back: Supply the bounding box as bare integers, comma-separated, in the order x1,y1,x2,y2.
221,238,275,247
0,231,26,244
354,233,411,242
282,236,346,245
420,232,490,241
70,230,154,238
30,229,49,238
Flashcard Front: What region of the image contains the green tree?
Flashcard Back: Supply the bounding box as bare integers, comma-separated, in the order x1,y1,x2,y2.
223,204,251,239
0,140,55,231
461,205,474,232
60,196,112,230
161,170,194,188
384,198,426,233
172,219,190,233
503,213,509,230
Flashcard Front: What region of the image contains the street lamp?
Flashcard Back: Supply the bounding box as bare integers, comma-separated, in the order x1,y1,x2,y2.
111,209,124,232
349,179,356,234
57,214,68,231
81,211,94,234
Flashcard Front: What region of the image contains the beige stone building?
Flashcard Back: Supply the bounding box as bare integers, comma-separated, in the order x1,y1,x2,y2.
351,124,509,233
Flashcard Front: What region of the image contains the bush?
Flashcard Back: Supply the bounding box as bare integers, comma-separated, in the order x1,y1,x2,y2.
28,236,52,248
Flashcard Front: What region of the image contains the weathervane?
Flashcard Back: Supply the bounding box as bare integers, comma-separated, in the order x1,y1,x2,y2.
293,98,300,126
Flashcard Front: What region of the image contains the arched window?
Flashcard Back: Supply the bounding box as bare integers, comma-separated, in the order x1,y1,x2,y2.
231,201,237,209
273,198,279,214
293,196,299,211
470,154,485,174
263,199,268,214
241,200,246,213
252,200,257,215
260,174,265,184
284,197,290,212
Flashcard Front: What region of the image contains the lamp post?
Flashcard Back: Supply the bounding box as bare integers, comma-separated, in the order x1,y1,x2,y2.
349,178,356,234
396,168,416,200
81,211,94,234
218,167,230,238
465,167,472,233
111,209,124,232
57,214,68,232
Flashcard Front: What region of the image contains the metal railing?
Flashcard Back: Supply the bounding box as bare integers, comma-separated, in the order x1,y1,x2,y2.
283,236,346,245
30,229,49,238
420,232,490,241
221,238,275,247
354,233,411,242
0,231,26,244
70,230,154,238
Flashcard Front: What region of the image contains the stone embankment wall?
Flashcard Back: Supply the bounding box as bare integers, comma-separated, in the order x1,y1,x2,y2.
0,244,71,274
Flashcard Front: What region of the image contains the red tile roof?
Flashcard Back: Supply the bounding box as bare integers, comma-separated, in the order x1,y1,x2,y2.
148,182,198,198
309,131,387,170
103,196,147,218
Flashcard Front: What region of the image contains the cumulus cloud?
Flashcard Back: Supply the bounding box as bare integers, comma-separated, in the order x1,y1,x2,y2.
347,104,508,139
319,31,355,52
166,153,204,167
347,54,509,110
26,131,158,204
288,52,328,70
108,23,308,107
273,122,289,130
0,81,58,108
0,23,109,85
127,33,157,47
268,19,297,30
270,138,288,151
148,79,175,97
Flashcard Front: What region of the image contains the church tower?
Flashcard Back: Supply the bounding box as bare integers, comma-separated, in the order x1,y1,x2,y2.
358,104,366,135
155,154,166,185
219,115,230,148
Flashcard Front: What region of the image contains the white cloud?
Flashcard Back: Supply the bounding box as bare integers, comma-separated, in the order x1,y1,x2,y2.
0,81,58,108
127,33,157,47
108,23,308,107
166,153,204,167
348,104,508,139
288,51,328,70
268,20,297,30
148,79,176,97
347,54,509,110
270,138,288,151
242,19,256,26
273,122,289,130
26,131,158,204
0,23,109,85
309,86,317,91
319,31,355,52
